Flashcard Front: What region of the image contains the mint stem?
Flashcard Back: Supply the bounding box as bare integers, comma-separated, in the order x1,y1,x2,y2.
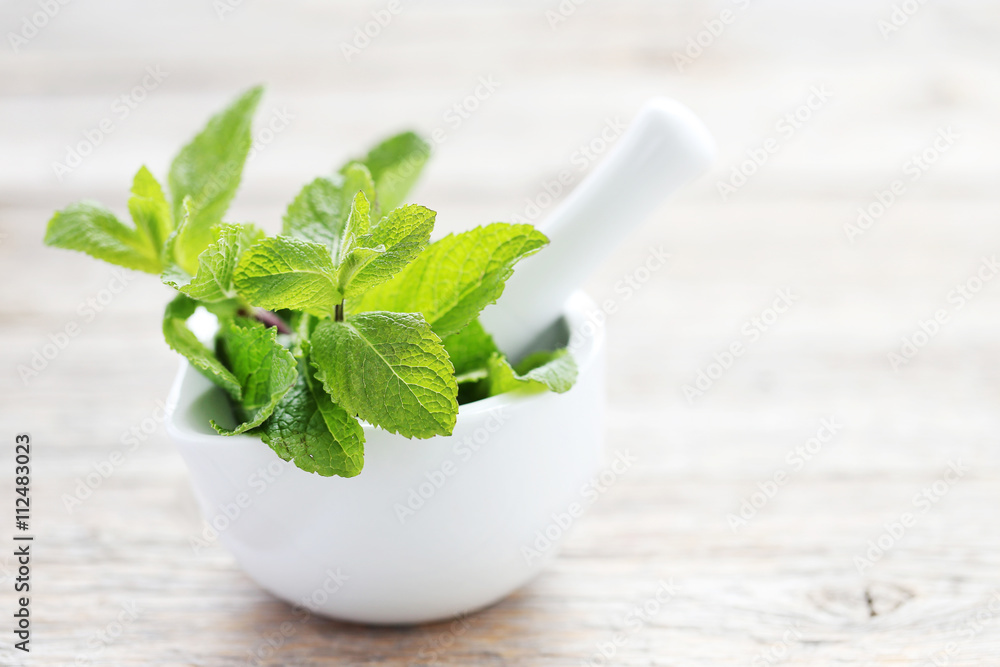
252,309,292,334
335,301,344,323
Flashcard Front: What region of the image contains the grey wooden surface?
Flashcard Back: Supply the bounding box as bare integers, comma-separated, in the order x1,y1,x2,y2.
2,0,1000,664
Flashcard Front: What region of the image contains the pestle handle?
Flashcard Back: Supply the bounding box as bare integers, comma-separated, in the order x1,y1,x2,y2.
480,98,716,359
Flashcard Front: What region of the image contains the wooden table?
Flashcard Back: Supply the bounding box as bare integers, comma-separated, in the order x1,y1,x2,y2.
2,1,1000,663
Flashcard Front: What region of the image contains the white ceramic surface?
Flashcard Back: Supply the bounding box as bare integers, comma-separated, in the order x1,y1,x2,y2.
481,97,716,360
166,291,605,625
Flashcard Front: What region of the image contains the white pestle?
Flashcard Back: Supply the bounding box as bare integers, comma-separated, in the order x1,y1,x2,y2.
479,98,717,360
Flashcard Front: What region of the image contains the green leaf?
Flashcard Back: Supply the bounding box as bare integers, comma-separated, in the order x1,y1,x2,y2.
213,318,298,435
486,349,578,395
337,246,384,298
44,201,164,273
258,361,365,477
45,166,174,274
349,131,430,213
163,222,264,302
310,312,458,439
350,223,548,337
234,236,342,314
336,190,373,266
337,193,435,298
348,204,436,297
282,163,375,256
163,197,194,274
168,86,263,274
127,166,173,260
289,311,318,358
162,295,241,399
442,318,497,383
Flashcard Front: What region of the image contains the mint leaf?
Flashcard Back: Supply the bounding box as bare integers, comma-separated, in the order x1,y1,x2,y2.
234,236,341,313
289,311,318,358
258,361,365,477
336,190,373,265
282,163,376,255
349,131,430,213
45,201,164,274
311,312,458,438
350,223,548,337
127,166,173,262
168,85,263,274
162,197,195,275
162,295,241,399
444,321,577,401
213,318,297,435
346,203,436,297
163,222,264,302
337,193,435,298
442,318,497,383
336,246,383,298
486,349,577,395
45,166,174,274
283,177,344,250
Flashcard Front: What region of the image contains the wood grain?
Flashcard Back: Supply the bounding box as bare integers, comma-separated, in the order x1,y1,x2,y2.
2,0,1000,664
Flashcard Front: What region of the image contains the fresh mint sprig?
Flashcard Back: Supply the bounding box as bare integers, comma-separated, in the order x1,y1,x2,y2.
44,86,578,478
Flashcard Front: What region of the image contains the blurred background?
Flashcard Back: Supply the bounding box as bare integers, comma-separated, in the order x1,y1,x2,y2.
2,0,1000,664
